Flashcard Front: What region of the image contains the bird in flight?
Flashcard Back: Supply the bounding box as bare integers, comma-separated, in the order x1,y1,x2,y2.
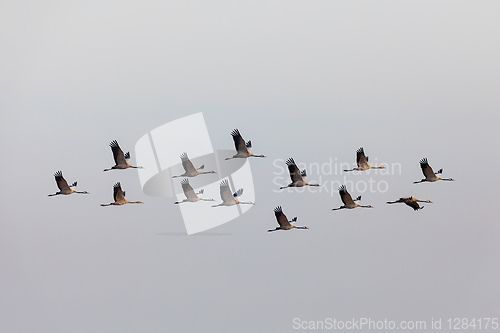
100,182,143,206
386,196,433,211
225,129,266,160
344,147,386,172
268,206,309,232
332,185,373,210
48,171,88,196
212,179,254,207
413,158,454,184
174,178,215,204
104,140,143,171
172,152,216,178
280,158,320,189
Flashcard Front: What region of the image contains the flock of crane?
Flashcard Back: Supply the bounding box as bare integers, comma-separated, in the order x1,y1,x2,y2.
49,129,454,232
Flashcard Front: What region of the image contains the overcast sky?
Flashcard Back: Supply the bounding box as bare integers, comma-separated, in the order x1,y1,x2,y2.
1,1,499,332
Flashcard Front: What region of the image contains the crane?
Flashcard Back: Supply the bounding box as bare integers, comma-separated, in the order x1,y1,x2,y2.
174,178,215,204
104,140,143,171
414,158,454,183
332,185,373,210
172,152,216,178
100,182,143,206
344,147,386,172
48,171,88,196
280,158,320,189
386,196,433,211
212,179,254,207
225,129,266,160
268,206,308,232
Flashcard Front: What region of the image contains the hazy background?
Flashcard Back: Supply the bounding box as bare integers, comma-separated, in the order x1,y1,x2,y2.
1,1,499,332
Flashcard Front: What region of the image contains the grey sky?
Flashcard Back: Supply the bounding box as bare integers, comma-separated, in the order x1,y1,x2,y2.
1,1,499,332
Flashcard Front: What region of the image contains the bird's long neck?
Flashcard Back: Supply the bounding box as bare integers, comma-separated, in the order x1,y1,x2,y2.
371,166,385,169
100,203,112,206
440,178,454,181
238,201,254,205
201,171,216,174
295,226,308,229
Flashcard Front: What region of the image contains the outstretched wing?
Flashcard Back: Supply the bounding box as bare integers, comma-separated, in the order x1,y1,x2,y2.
54,171,70,191
339,185,355,206
231,129,249,154
113,182,125,202
219,179,236,204
180,152,197,173
274,206,291,228
110,140,127,165
181,178,198,200
356,147,368,167
405,200,421,211
419,158,435,178
286,158,304,184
